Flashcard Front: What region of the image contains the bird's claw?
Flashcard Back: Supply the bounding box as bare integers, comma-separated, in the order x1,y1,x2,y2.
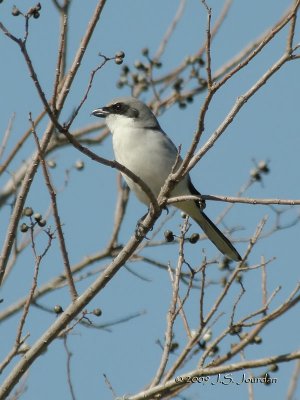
135,213,152,240
198,197,206,210
135,220,146,239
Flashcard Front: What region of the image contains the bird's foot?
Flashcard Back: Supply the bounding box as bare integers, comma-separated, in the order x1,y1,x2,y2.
135,212,152,240
163,205,169,215
198,196,206,210
135,220,146,239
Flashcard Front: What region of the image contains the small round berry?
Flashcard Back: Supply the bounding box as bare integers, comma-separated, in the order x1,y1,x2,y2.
250,168,261,181
269,364,279,372
173,78,183,91
258,160,270,174
23,207,34,217
199,340,206,349
122,65,130,74
12,6,21,16
189,233,200,244
164,230,174,242
262,372,272,385
141,47,149,56
119,78,128,87
131,73,138,83
134,60,144,69
115,57,123,65
219,257,231,270
203,330,212,342
119,76,128,85
253,335,262,344
20,223,29,233
170,342,179,353
208,345,219,356
93,308,102,317
33,11,40,18
75,160,84,170
47,160,56,168
229,324,242,335
54,305,63,314
38,219,47,227
34,213,42,222
190,329,197,338
115,50,125,59
153,60,162,68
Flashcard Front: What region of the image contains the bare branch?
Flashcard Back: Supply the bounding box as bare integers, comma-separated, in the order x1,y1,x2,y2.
286,358,300,400
201,1,213,88
168,194,300,206
63,336,77,400
154,0,187,60
30,114,78,301
126,351,300,400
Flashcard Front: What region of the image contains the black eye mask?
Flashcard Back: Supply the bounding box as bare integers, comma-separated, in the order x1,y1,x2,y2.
109,102,139,118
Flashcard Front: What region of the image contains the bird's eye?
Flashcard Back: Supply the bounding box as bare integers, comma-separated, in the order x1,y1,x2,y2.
112,102,123,111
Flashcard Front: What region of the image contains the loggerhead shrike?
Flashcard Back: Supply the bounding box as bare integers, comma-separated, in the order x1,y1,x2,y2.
92,97,241,261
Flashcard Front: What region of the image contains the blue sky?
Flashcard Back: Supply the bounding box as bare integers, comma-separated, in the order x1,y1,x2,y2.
0,1,300,399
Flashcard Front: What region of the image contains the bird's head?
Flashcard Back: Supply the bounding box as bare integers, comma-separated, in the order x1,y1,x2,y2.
91,97,161,132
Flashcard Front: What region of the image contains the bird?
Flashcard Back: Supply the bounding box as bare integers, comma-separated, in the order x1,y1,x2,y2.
91,97,241,261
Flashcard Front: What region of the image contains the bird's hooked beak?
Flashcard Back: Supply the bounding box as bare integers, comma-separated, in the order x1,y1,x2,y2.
91,106,110,118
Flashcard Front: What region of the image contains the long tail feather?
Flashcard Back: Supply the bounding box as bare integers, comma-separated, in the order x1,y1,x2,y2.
195,211,241,261
177,199,241,261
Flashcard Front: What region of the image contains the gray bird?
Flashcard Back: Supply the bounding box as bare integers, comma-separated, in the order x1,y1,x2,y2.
92,97,241,261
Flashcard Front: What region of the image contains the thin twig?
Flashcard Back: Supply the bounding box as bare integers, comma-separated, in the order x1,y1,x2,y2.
150,219,189,387
229,281,246,326
53,14,68,110
63,336,77,400
154,0,187,60
107,174,130,250
199,261,207,327
0,334,30,374
15,228,54,347
65,54,115,129
30,114,78,301
0,114,15,161
286,0,300,53
0,111,46,176
286,358,300,400
261,256,267,311
201,1,213,88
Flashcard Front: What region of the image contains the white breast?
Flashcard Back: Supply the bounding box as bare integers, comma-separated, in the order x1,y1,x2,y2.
107,114,189,205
